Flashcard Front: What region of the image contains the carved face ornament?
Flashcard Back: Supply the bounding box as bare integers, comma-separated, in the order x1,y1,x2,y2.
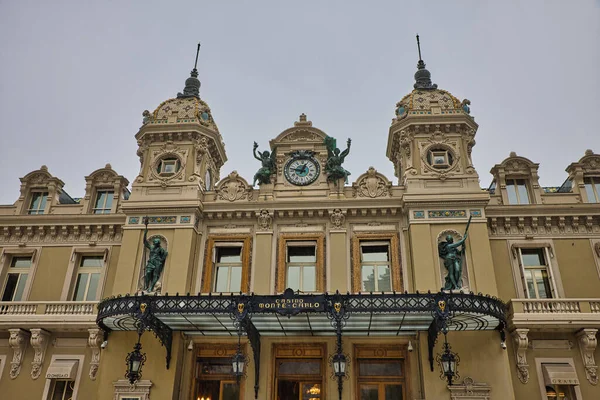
438,300,446,313
334,302,342,313
238,303,245,314
140,303,147,314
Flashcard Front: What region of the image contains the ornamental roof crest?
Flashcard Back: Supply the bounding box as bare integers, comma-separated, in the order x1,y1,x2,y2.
352,167,392,198
214,171,253,202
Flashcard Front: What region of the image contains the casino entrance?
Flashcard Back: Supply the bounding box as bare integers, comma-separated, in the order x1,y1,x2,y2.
97,289,506,399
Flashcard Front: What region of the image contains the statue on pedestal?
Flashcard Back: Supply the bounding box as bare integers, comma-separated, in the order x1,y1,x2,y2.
141,217,168,292
438,216,471,290
252,142,277,186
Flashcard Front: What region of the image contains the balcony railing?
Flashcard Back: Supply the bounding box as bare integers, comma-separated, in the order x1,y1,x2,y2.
0,301,98,329
508,298,600,329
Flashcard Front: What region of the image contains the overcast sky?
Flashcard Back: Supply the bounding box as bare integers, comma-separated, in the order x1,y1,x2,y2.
0,1,599,204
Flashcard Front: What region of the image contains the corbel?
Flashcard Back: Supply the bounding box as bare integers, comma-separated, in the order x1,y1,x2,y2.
544,216,552,233
30,328,51,379
8,328,30,379
15,226,23,238
38,226,46,238
73,225,81,238
586,216,594,232
88,328,103,380
50,225,57,237
517,217,525,234
61,225,69,238
576,329,598,385
3,226,10,239
512,328,529,384
558,216,566,233
490,217,498,234
571,216,580,233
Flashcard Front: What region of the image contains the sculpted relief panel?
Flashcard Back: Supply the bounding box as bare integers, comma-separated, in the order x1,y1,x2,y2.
352,167,392,198
215,171,253,201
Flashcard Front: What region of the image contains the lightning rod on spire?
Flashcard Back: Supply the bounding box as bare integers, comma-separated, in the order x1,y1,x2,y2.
416,34,422,61
194,42,201,70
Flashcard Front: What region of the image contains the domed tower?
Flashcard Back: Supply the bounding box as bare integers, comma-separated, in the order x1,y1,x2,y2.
386,37,484,203
127,46,227,208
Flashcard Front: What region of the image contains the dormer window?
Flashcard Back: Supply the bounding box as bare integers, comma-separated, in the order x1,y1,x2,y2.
506,179,530,205
28,192,48,215
584,177,600,203
93,190,113,214
158,158,180,175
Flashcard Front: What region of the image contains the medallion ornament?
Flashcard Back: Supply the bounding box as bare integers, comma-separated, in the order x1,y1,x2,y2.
330,209,345,229
215,171,253,201
257,210,273,231
352,167,392,198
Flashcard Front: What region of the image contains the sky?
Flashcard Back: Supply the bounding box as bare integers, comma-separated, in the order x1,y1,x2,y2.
0,1,599,204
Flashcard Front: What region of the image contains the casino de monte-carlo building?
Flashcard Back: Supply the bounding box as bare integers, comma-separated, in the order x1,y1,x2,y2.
1,51,600,400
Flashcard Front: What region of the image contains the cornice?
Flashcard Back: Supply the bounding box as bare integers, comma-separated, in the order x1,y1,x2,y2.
0,214,126,226
486,204,600,217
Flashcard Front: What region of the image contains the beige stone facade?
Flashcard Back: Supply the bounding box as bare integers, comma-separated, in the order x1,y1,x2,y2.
0,58,599,400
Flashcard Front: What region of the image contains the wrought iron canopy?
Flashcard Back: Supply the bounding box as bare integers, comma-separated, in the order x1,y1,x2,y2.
96,289,506,399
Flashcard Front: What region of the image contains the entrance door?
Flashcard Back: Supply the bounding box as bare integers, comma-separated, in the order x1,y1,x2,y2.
355,346,407,400
193,345,243,400
273,344,325,400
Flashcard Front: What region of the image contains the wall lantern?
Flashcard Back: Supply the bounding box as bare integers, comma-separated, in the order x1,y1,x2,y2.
436,333,460,386
231,330,247,383
125,333,147,385
332,352,347,377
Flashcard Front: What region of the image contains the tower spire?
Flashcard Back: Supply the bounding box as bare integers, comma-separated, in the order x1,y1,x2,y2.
177,42,202,98
413,34,437,90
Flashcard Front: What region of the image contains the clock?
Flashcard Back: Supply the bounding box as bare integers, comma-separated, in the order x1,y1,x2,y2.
284,151,320,186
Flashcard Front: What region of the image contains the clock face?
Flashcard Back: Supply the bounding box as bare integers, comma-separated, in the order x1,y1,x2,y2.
284,157,320,186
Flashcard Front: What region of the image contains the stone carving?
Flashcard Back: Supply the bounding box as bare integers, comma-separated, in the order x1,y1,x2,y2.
512,328,529,384
330,209,345,229
30,328,50,380
88,328,103,380
8,328,29,379
142,110,153,124
352,167,392,198
576,329,598,385
148,142,188,186
324,136,351,183
252,142,278,186
215,171,253,202
448,377,491,399
113,379,152,400
257,210,272,231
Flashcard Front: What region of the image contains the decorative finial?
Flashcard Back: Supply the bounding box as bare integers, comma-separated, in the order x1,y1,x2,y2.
299,113,307,122
177,43,202,98
413,34,437,90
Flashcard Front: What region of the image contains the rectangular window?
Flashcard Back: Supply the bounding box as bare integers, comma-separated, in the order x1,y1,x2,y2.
2,256,32,301
584,177,600,203
93,190,113,214
286,243,317,292
506,179,530,204
520,248,554,299
360,242,392,292
194,357,240,400
48,379,74,400
72,256,103,301
357,359,405,400
213,246,243,293
28,191,48,214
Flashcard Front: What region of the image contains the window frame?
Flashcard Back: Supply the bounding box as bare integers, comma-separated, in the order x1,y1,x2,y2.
508,240,564,299
285,241,318,293
358,241,393,293
71,255,105,301
351,233,402,293
534,358,582,400
277,234,325,293
41,355,84,400
158,157,180,176
583,176,600,203
92,189,115,214
191,343,245,400
518,248,556,299
0,354,6,380
505,178,531,205
201,236,252,294
60,247,111,301
27,191,49,215
0,248,41,302
354,344,409,400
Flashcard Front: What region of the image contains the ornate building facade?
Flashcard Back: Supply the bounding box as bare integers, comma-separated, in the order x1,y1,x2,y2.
0,51,599,400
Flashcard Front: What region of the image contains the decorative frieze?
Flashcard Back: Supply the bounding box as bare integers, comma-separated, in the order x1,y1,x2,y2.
30,328,51,380
0,224,122,244
488,215,600,237
88,328,103,380
8,328,30,379
576,328,598,385
113,379,152,400
512,328,529,384
447,377,491,399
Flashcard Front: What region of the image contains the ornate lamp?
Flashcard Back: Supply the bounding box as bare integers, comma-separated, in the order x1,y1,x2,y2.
231,332,247,383
332,352,347,377
125,333,147,385
436,333,460,386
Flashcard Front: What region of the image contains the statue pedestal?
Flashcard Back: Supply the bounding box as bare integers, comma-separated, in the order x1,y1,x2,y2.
258,183,274,201
328,179,346,199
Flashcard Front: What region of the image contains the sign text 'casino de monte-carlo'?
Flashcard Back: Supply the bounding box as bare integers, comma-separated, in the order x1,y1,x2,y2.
1,41,600,400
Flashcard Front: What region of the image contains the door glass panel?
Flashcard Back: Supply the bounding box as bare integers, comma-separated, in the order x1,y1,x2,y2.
524,270,536,298
2,273,19,301
230,267,242,292
221,382,239,400
278,360,321,375
535,270,552,299
302,383,321,400
287,266,301,291
359,361,403,376
359,384,379,400
214,267,229,292
385,384,403,400
86,273,100,301
361,265,375,292
14,273,28,301
506,182,518,204
73,274,89,301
